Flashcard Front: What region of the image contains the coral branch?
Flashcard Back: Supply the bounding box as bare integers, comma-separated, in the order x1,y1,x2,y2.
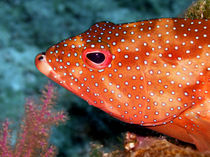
43,146,57,157
0,83,67,157
0,120,12,157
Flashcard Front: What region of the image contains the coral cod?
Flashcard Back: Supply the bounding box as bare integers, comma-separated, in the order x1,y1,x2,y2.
35,18,210,151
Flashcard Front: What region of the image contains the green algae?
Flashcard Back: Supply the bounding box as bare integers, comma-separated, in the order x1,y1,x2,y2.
185,0,210,19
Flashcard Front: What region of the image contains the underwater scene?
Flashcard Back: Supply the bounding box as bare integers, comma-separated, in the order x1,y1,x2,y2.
0,0,209,156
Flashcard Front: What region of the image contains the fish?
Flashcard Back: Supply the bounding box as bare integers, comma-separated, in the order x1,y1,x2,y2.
35,18,210,151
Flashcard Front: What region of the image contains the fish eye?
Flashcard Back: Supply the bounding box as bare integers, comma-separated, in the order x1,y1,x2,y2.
82,49,112,69
86,52,105,64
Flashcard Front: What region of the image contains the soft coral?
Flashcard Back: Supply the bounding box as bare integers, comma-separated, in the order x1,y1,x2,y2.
0,83,67,157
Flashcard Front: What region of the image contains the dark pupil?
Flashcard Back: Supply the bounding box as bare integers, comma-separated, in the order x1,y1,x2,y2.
86,52,105,64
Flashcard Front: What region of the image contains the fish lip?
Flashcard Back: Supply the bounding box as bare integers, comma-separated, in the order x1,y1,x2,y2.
35,52,52,77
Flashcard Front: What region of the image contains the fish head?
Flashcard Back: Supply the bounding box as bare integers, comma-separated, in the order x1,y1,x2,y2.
34,21,170,125
35,22,134,122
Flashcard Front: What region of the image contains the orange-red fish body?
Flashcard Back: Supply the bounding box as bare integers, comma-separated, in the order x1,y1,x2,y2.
35,18,210,151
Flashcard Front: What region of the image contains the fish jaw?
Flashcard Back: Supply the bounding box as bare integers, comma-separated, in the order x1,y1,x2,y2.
35,53,52,77
35,51,94,104
35,52,64,86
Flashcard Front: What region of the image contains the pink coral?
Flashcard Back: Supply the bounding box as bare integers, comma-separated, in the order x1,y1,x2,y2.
0,120,12,157
0,83,67,157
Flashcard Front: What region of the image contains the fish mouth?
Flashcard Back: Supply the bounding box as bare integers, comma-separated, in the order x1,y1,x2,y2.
35,52,52,77
35,52,69,88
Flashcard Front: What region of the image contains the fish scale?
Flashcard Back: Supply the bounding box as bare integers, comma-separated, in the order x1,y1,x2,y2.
35,18,210,151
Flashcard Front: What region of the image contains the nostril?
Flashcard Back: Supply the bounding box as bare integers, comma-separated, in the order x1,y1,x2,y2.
38,55,44,61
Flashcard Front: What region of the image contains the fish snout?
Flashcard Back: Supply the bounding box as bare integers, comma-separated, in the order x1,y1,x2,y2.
36,52,46,61
35,52,52,77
